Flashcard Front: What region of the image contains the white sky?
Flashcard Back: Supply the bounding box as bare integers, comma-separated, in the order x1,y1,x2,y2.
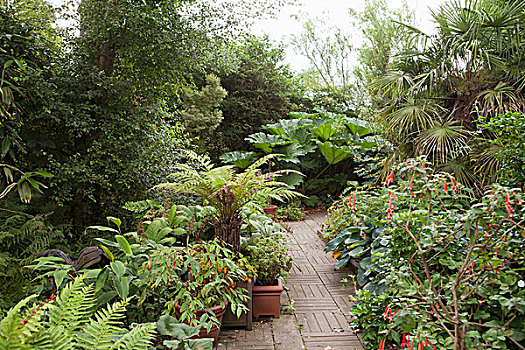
48,0,449,72
251,0,449,71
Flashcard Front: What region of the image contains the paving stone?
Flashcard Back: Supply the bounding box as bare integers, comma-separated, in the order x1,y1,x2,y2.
218,213,364,350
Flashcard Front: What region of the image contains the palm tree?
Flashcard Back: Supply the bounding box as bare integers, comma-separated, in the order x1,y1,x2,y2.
374,0,525,190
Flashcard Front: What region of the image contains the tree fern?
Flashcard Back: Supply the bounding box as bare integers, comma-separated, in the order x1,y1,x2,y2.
156,153,301,251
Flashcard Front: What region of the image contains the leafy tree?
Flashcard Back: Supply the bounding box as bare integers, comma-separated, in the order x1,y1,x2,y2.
351,0,415,117
3,0,294,228
182,74,227,146
291,18,355,113
208,36,296,159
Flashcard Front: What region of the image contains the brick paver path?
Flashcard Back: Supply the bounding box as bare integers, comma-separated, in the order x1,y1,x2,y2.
218,212,364,350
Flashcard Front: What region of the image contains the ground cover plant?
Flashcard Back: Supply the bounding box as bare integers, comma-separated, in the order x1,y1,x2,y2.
325,158,525,349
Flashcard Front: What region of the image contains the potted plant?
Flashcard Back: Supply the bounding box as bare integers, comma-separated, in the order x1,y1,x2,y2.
156,152,301,253
145,239,253,346
242,234,293,319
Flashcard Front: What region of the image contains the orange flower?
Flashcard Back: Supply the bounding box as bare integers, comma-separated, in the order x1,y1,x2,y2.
332,252,342,259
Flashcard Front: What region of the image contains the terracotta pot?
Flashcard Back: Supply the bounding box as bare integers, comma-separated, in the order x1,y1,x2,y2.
175,302,228,347
263,205,277,219
252,278,283,319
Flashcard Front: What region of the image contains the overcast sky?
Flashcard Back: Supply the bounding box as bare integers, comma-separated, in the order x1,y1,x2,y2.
251,0,449,71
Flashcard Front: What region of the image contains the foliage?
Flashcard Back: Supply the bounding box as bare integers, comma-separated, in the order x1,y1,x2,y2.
156,314,213,350
223,111,387,204
182,74,227,143
208,36,297,160
240,203,285,237
374,0,525,191
0,276,156,349
144,239,252,332
325,158,525,349
480,112,525,188
0,214,67,312
242,234,293,286
290,18,355,112
350,0,415,118
1,0,294,232
275,200,305,221
156,153,300,251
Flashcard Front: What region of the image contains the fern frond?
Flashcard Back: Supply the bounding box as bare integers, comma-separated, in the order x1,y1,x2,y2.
31,327,73,350
49,276,94,333
110,323,156,350
77,298,129,349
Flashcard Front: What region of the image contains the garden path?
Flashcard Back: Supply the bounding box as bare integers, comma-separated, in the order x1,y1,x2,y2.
217,212,364,350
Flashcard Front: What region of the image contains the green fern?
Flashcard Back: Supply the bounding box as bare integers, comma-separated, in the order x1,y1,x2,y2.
0,213,67,311
156,152,302,251
0,277,156,350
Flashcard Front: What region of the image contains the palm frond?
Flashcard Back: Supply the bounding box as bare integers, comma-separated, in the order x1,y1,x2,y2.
415,119,472,165
384,98,446,138
470,140,502,186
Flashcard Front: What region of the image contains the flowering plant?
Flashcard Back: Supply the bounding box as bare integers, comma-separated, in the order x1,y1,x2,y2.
144,239,253,332
325,158,525,349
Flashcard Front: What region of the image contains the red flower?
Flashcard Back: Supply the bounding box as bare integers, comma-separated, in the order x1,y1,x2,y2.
384,170,394,187
426,337,437,350
378,339,385,350
505,191,514,218
352,193,357,211
382,306,390,320
401,334,407,347
347,194,353,208
444,180,449,195
451,178,458,191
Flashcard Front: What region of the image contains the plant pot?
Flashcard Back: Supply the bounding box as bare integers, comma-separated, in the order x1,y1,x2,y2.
221,279,254,330
263,205,277,219
175,303,228,347
252,278,283,319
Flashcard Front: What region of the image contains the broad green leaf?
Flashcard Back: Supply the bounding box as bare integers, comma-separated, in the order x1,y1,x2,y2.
115,235,132,255
344,118,372,136
95,268,109,293
316,141,352,165
312,123,337,141
110,261,126,278
53,270,67,290
107,216,122,229
157,314,201,338
88,225,119,233
100,245,114,262
168,205,177,226
220,151,257,169
34,171,53,177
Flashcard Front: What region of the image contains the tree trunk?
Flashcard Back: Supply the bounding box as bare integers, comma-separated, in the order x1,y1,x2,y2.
211,212,243,253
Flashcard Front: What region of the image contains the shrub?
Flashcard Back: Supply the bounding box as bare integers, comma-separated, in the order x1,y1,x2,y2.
242,234,293,286
325,158,525,349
